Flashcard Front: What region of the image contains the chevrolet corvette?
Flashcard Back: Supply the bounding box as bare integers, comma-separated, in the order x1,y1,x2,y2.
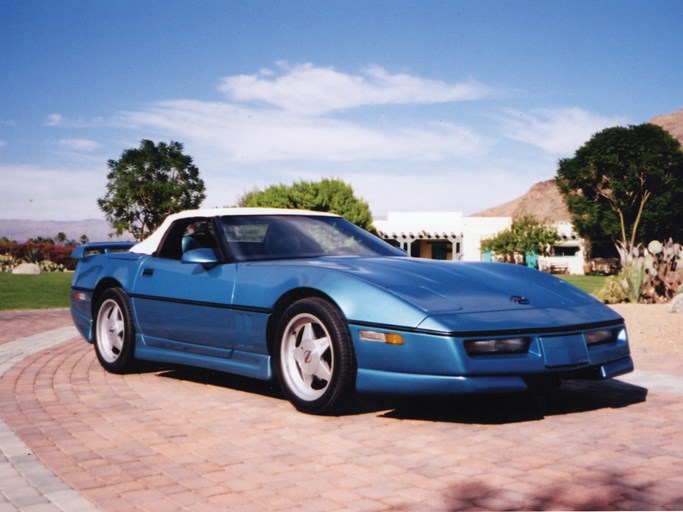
70,208,633,414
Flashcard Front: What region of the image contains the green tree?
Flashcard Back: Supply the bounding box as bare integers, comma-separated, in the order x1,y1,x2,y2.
98,140,206,240
30,236,54,244
239,178,375,231
481,215,560,265
556,124,683,262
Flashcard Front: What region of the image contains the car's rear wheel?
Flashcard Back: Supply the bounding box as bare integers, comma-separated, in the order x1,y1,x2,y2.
94,288,136,374
274,298,356,414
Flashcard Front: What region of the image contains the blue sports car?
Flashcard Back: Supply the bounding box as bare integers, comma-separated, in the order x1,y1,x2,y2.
70,208,633,414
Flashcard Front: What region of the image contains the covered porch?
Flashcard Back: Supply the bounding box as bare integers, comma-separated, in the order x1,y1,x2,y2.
375,212,464,260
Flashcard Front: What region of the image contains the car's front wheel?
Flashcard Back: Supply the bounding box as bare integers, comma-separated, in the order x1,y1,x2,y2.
94,288,136,374
274,298,356,414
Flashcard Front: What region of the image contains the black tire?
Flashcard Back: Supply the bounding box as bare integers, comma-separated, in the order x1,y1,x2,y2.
93,288,136,374
274,298,356,414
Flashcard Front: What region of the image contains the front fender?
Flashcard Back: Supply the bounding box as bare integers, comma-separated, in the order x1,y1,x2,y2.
232,261,428,329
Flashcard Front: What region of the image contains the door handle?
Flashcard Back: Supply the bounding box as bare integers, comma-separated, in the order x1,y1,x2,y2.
142,268,154,277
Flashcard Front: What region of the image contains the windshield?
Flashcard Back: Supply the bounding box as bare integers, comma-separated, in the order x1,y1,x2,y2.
218,215,405,262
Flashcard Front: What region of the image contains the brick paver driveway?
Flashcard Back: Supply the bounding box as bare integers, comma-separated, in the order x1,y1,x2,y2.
1,309,682,511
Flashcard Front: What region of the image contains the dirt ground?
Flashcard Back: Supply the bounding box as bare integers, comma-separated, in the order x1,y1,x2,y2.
610,303,683,355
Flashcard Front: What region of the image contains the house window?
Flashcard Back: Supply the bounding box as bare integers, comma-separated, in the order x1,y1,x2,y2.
553,246,579,257
431,242,450,260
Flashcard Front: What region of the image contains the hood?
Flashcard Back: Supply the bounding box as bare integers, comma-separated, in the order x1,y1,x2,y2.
252,256,623,333
313,257,598,314
326,257,622,333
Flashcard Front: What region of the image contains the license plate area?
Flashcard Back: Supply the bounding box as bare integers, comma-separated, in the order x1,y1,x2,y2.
540,334,589,368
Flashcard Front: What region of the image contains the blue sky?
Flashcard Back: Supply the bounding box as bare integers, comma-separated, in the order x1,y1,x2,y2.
1,0,682,221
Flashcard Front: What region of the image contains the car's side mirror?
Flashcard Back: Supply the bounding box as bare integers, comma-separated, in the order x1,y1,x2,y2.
181,248,220,268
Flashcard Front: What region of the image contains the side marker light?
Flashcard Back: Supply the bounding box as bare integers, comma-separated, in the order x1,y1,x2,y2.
359,330,404,345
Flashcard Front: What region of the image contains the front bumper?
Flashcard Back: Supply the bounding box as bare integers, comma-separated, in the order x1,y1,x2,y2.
350,323,633,395
355,355,634,395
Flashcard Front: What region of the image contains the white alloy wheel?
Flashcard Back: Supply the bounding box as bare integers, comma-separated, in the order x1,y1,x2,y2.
275,297,356,414
93,288,135,373
280,312,334,401
96,298,126,364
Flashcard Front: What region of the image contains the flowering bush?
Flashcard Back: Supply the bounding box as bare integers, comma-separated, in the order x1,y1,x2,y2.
0,242,77,272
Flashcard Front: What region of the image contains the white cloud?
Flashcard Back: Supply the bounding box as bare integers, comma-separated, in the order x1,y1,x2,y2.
44,113,64,126
25,65,616,222
121,99,485,163
43,114,107,129
219,62,493,115
497,107,627,156
118,64,493,165
58,139,101,152
0,140,6,148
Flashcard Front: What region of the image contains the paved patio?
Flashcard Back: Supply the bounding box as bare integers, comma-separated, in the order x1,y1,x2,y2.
1,309,682,511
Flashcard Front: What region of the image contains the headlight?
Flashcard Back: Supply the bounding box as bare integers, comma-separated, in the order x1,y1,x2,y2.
584,329,618,346
464,337,531,356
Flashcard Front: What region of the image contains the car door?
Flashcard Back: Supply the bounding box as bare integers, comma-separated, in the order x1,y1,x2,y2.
130,217,237,357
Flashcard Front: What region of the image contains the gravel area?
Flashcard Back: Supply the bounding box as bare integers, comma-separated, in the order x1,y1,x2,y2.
610,303,682,355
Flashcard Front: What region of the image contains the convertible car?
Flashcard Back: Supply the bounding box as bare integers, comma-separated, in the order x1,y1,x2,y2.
70,208,633,414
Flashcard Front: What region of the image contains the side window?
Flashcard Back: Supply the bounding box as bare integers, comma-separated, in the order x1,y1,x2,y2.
157,218,218,260
220,218,270,260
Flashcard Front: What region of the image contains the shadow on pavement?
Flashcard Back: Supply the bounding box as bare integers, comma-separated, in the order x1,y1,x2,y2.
155,365,285,400
375,379,648,424
151,364,647,424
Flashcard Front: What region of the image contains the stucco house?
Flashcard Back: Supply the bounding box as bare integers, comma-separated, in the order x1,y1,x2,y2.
374,211,586,274
373,180,588,274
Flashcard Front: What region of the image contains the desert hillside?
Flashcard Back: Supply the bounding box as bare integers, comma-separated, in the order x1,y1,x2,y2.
651,107,683,144
471,179,572,222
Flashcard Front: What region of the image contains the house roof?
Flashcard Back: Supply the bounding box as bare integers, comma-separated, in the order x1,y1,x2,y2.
375,212,464,239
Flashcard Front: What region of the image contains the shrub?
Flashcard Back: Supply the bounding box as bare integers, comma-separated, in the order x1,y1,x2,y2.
0,242,76,272
595,274,629,304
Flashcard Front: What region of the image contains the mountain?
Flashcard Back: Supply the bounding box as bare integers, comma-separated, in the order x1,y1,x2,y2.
0,219,131,243
471,179,571,222
651,107,683,144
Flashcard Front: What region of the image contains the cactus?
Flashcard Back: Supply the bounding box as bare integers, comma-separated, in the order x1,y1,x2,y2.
614,242,642,302
643,238,683,303
610,239,682,303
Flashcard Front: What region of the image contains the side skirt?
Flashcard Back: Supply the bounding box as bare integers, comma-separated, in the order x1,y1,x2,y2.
135,341,272,381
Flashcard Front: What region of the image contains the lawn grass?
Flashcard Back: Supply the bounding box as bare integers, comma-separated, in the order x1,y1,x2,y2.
557,274,607,295
0,272,72,310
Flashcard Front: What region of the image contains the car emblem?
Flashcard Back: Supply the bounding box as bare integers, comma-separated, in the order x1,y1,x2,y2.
510,295,530,305
303,350,313,364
